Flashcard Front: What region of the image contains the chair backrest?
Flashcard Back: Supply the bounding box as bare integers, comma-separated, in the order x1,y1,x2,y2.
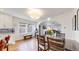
5,35,10,42
37,35,47,51
4,35,11,51
47,37,65,51
0,35,11,51
0,40,6,51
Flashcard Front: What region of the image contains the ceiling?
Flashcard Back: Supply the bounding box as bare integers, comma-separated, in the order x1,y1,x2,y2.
0,8,74,22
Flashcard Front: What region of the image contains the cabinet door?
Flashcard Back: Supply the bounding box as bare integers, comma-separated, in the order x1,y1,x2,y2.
0,13,4,28
3,14,13,28
0,13,13,28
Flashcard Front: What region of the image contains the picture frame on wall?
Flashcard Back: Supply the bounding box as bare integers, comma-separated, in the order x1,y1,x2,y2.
77,9,79,30
72,15,77,31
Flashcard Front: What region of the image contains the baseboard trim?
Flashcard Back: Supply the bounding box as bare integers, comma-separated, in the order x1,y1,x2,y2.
15,39,24,42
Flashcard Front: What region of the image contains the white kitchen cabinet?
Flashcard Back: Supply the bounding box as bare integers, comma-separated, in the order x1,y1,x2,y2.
3,14,13,28
0,13,4,28
0,12,13,28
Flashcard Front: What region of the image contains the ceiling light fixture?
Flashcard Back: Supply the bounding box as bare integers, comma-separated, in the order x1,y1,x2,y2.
27,8,43,20
47,17,51,21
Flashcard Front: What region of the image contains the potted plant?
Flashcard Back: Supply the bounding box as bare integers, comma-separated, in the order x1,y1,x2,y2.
47,29,55,37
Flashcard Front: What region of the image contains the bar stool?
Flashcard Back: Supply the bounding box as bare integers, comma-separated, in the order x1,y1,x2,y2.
4,35,11,51
0,40,5,51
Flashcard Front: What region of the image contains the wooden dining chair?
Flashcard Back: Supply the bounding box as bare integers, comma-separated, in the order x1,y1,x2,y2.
37,35,48,51
47,37,65,51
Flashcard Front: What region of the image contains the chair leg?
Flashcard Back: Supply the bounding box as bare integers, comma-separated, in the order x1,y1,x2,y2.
38,47,39,51
6,41,8,51
7,46,8,51
38,44,39,51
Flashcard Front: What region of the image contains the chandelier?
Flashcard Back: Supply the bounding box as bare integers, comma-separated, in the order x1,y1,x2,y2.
27,8,43,20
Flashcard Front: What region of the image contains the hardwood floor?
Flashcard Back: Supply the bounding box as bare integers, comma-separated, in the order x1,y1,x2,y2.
4,38,70,51
8,38,38,51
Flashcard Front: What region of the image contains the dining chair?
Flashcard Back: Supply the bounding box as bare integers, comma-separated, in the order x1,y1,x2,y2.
47,37,65,51
37,35,48,51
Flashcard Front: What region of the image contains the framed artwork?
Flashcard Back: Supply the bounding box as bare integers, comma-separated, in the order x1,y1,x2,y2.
77,9,79,30
72,15,77,31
